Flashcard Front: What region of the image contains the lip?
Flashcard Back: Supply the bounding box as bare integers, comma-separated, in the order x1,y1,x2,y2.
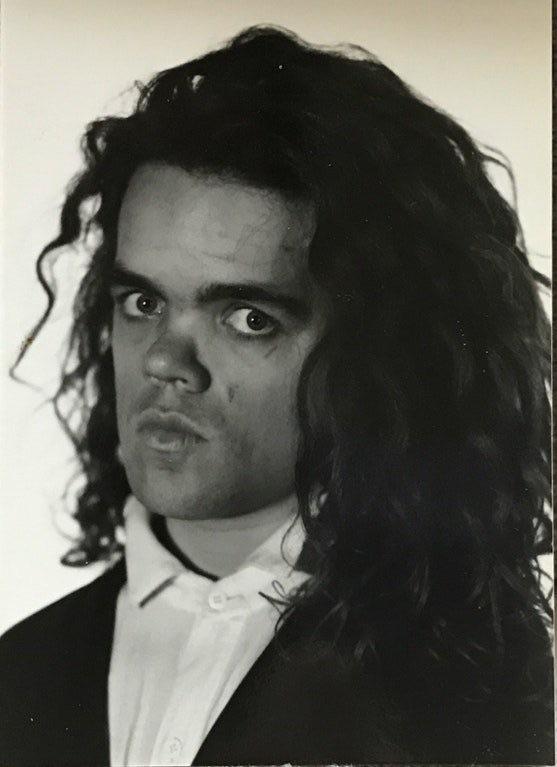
137,408,206,453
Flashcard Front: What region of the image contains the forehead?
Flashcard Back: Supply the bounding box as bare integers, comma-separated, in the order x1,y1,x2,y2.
117,164,316,287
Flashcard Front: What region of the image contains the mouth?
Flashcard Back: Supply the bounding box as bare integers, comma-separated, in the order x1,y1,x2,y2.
137,409,206,454
142,428,199,453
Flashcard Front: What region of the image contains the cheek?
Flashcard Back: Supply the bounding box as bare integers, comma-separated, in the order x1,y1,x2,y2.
112,339,142,420
226,355,303,445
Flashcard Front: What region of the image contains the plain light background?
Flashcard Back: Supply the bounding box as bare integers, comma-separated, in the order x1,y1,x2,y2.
0,0,552,634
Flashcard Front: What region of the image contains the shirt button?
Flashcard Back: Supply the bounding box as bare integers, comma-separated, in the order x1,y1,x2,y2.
208,591,226,611
166,736,183,764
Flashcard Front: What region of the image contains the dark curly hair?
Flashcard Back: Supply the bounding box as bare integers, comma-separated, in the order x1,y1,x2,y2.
14,25,552,748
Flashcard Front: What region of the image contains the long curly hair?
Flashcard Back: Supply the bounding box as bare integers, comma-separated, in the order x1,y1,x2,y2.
15,26,552,728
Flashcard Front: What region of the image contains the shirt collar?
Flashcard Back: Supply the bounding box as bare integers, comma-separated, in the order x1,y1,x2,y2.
122,495,307,608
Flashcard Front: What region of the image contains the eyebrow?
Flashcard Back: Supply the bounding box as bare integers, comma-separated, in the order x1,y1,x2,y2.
110,265,311,320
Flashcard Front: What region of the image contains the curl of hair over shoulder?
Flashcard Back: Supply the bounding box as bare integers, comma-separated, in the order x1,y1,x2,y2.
15,26,552,726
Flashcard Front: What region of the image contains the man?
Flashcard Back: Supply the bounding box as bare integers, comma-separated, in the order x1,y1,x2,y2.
1,25,553,766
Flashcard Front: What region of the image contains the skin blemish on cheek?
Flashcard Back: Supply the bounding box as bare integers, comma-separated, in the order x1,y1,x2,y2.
227,385,237,403
263,344,279,359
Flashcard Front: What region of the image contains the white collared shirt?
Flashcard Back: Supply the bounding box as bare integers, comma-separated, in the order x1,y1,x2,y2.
108,496,308,767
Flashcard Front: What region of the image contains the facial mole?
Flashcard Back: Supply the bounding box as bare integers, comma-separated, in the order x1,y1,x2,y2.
227,385,237,403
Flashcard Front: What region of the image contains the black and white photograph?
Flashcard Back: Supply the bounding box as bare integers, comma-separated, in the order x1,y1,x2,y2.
0,1,553,764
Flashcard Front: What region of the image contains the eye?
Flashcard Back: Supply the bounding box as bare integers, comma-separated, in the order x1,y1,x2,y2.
223,307,279,338
116,291,164,319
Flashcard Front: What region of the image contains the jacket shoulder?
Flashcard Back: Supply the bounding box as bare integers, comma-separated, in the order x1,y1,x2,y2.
0,558,126,699
0,559,125,766
0,558,126,658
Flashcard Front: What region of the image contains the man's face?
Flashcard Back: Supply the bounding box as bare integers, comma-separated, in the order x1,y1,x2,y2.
111,163,326,519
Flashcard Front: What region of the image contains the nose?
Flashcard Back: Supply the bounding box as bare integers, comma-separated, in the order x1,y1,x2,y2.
143,328,211,393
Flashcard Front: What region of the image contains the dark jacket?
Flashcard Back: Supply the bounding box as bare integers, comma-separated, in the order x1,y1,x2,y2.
0,559,553,766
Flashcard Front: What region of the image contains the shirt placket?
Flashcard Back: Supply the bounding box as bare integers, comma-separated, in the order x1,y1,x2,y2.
150,583,249,766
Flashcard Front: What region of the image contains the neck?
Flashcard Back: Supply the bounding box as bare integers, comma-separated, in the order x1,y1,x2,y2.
164,495,298,578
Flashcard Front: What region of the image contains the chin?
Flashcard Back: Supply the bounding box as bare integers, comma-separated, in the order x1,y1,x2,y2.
122,448,202,518
130,477,235,521
130,480,194,518
123,452,291,520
